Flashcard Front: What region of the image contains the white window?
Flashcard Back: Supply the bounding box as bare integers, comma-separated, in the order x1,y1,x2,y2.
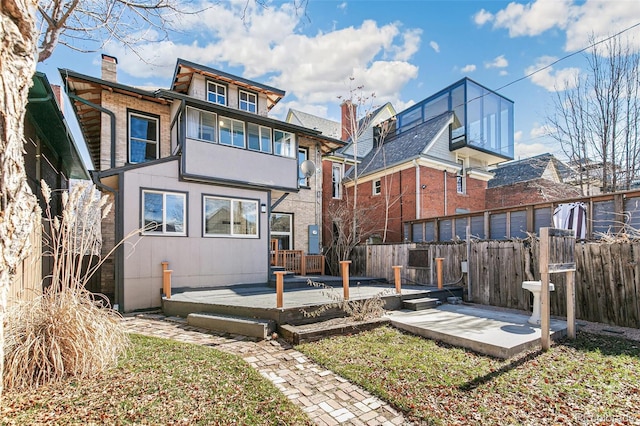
373,179,381,195
239,90,257,113
457,159,466,194
186,107,216,142
204,196,258,237
247,123,272,153
274,130,295,158
142,190,186,235
219,117,245,148
298,148,309,187
270,213,292,250
207,81,226,105
129,112,159,164
332,163,343,199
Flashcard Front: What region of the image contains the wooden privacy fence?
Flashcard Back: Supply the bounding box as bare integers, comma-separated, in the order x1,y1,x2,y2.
356,240,640,329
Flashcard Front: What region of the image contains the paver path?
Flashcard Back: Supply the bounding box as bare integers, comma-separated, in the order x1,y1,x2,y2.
122,314,410,426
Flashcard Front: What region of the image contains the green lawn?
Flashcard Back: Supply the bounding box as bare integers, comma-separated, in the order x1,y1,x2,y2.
1,334,312,425
297,326,640,425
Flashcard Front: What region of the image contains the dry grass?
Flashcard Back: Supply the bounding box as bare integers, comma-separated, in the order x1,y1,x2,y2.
2,181,128,391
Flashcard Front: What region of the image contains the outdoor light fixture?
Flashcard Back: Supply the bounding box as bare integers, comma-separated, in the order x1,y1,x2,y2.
261,203,267,213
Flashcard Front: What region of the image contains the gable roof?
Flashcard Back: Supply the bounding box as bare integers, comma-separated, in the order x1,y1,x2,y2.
171,58,285,111
337,102,396,160
346,111,453,180
286,109,341,139
488,153,572,188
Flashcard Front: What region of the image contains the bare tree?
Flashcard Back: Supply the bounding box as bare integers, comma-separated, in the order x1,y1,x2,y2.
547,35,640,194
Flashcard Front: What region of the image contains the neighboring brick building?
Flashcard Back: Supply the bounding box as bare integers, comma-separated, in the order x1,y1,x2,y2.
486,153,582,208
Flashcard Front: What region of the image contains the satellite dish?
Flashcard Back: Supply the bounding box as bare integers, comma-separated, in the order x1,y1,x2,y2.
300,160,316,178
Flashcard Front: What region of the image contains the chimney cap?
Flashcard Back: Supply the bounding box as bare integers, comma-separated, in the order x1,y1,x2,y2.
101,54,118,64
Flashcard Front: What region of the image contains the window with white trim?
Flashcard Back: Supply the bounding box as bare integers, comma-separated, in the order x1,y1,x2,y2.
274,130,295,158
186,107,216,142
203,196,258,237
298,148,309,187
207,81,226,105
247,122,272,153
373,179,381,195
332,163,343,199
239,90,257,113
129,112,159,164
142,190,186,235
219,117,245,148
457,159,466,194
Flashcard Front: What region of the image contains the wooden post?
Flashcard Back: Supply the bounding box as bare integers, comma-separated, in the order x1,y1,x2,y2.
540,228,551,350
301,254,307,276
163,269,172,299
275,271,286,308
566,269,576,339
392,265,402,294
340,260,351,300
435,258,444,290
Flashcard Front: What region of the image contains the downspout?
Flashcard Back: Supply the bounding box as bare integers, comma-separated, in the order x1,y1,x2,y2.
66,91,117,169
90,170,124,312
413,160,420,219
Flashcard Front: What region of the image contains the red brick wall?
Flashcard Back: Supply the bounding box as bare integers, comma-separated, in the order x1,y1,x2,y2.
486,180,583,209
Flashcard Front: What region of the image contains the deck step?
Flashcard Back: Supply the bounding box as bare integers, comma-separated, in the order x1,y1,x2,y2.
403,297,440,311
187,312,276,340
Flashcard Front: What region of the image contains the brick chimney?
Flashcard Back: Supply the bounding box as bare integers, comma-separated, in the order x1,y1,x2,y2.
101,54,118,82
51,84,63,116
341,100,357,141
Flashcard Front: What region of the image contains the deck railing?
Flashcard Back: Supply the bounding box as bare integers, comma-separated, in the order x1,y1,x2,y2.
271,247,325,275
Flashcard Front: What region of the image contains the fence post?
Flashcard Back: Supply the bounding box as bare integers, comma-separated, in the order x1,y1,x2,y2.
163,269,172,299
392,265,402,294
435,258,444,290
340,260,351,300
539,228,551,350
275,271,286,308
301,254,307,276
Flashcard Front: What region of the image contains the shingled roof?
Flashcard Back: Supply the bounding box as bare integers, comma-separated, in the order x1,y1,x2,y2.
346,111,453,179
286,109,341,139
488,153,573,188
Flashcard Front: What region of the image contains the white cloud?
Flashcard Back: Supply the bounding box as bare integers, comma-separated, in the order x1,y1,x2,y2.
485,54,508,69
530,122,554,139
460,64,476,73
492,0,573,37
474,9,494,26
514,130,523,143
515,141,554,159
525,56,580,92
429,40,440,53
499,70,508,76
107,1,420,117
338,2,347,11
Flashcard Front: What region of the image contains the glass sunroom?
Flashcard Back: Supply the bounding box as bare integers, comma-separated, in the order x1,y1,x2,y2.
395,78,514,165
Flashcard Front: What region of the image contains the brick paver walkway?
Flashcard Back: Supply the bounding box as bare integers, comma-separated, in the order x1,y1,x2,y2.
122,314,410,426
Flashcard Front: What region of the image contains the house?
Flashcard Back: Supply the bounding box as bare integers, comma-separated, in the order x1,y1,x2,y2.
60,55,342,312
11,72,89,306
486,153,582,208
339,78,514,243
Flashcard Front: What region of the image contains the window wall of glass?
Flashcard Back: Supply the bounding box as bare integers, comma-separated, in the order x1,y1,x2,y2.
185,106,296,158
395,78,514,160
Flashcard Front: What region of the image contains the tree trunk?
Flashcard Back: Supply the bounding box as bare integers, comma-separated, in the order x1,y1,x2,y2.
0,0,39,396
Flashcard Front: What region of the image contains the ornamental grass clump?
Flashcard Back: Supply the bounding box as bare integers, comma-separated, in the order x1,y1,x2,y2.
3,181,129,391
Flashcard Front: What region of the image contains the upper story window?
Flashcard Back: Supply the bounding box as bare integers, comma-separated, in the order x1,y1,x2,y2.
187,107,216,142
457,159,466,194
203,195,258,238
373,179,381,195
239,90,257,113
142,189,186,236
332,163,343,199
247,123,272,153
219,117,245,148
298,148,309,187
207,81,227,106
129,111,159,164
274,130,295,158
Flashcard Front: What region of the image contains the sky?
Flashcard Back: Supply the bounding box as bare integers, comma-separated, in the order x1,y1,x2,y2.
37,0,640,169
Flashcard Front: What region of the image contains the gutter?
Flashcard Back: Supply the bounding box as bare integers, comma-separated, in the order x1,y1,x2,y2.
66,91,117,169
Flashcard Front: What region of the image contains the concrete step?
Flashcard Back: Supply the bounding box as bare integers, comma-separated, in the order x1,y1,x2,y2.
403,297,440,311
187,312,276,340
